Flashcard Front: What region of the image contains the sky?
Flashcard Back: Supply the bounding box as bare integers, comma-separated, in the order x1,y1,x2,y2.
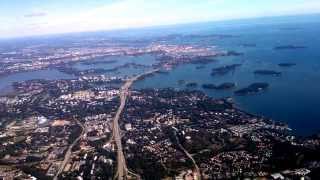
0,0,320,38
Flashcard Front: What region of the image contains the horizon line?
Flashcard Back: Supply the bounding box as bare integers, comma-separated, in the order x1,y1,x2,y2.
1,12,319,41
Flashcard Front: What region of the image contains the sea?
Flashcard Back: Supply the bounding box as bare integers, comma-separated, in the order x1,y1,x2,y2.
1,14,320,136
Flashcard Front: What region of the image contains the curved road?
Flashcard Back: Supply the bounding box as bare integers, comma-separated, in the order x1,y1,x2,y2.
113,69,159,180
173,130,201,180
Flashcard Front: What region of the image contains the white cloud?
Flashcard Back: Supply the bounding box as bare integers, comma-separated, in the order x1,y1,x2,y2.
30,0,231,35
24,12,47,18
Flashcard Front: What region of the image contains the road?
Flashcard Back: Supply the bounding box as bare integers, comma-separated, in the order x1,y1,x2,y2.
53,119,85,180
173,130,201,180
113,69,159,180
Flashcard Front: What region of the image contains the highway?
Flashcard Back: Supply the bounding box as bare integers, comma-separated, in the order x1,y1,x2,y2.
54,119,85,180
113,69,159,180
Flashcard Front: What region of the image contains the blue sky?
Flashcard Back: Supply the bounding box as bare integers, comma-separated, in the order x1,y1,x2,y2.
0,0,320,38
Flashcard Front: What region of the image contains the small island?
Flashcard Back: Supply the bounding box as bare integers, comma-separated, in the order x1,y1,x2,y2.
202,84,216,89
274,45,306,50
81,60,117,65
234,82,269,95
278,63,296,67
211,64,242,76
186,82,198,88
190,57,216,64
178,80,186,85
156,70,170,74
202,82,236,90
195,65,206,69
223,51,244,56
254,70,282,76
215,82,236,90
241,43,257,47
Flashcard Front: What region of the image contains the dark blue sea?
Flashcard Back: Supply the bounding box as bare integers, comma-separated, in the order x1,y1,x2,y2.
1,14,320,135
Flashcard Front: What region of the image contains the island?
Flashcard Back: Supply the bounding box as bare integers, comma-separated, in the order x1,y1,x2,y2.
195,65,206,69
223,50,244,56
215,82,236,90
156,70,170,74
211,64,242,76
278,63,297,67
190,57,216,64
234,82,269,95
254,70,282,76
202,82,236,90
241,43,257,47
274,45,306,50
178,80,186,85
186,82,198,88
202,83,216,89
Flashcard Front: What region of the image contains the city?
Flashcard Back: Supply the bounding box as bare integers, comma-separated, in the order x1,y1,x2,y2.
1,1,320,180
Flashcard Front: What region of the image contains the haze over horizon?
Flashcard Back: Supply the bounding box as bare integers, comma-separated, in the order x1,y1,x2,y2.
1,0,320,38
